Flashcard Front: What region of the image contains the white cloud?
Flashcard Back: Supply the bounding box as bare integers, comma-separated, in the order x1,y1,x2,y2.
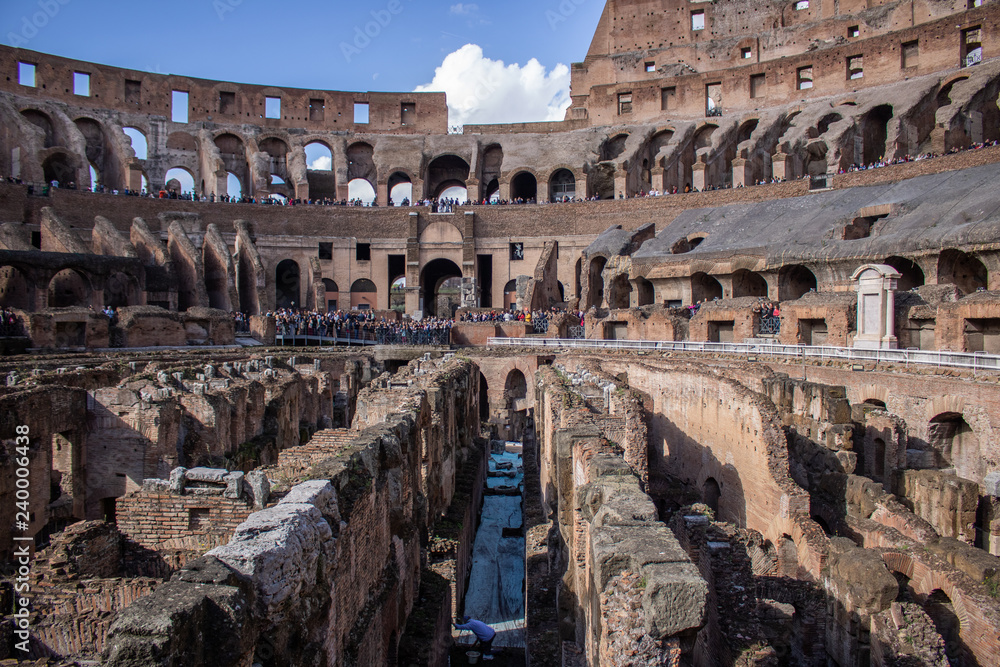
449,3,478,15
309,155,332,171
414,44,571,127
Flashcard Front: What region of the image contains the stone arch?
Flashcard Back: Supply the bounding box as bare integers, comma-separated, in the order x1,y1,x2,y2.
861,104,894,164
387,170,413,205
691,272,723,303
600,134,629,161
548,167,577,202
419,221,463,244
928,412,980,481
21,108,58,148
671,234,707,255
275,259,300,309
778,264,817,300
425,154,470,199
42,152,76,186
509,170,537,202
924,589,963,665
74,117,121,189
853,383,890,408
732,269,768,298
884,256,924,291
587,256,607,308
346,142,376,185
104,271,140,309
635,277,654,306
420,258,463,318
164,166,195,194
938,249,987,294
703,477,721,514
350,279,377,310
48,269,92,308
737,118,759,144
480,144,504,199
693,124,718,150
259,137,290,184
0,265,34,310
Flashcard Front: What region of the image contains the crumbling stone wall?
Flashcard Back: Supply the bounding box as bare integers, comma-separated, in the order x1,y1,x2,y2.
103,357,481,667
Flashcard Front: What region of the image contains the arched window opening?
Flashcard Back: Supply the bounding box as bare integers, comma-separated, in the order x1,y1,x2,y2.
636,277,654,306
691,272,723,303
779,265,817,300
503,279,518,310
549,169,576,202
348,179,376,205
390,277,406,312
350,279,377,310
322,278,339,312
226,172,243,199
123,127,148,159
275,260,300,309
42,153,75,187
388,172,412,206
48,269,91,308
164,167,195,195
22,109,57,148
884,256,924,291
732,269,768,298
510,172,537,202
703,477,721,514
938,249,987,294
588,256,607,308
928,412,979,481
304,142,332,171
420,258,462,317
600,134,629,161
861,104,894,165
672,236,705,254
0,266,32,310
438,184,468,202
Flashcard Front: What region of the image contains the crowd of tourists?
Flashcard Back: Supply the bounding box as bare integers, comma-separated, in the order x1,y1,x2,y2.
838,140,1000,174
7,138,999,207
0,307,24,336
267,308,453,346
460,307,584,331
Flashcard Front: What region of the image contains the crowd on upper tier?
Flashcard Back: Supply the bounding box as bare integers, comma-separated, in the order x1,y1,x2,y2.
5,138,999,206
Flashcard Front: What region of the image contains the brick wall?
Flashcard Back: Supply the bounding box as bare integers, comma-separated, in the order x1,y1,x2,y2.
116,492,254,552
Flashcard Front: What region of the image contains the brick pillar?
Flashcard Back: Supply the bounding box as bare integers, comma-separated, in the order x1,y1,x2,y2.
614,170,627,198
731,158,750,188
651,167,666,193
376,181,388,207
692,161,707,192
772,152,789,181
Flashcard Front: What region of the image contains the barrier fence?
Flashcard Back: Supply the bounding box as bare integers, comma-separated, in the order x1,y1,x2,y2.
486,337,1000,372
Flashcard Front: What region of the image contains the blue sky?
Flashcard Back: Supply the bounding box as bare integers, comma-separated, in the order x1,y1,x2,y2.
2,0,606,125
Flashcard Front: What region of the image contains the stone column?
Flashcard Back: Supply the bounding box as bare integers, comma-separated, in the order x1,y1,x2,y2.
731,158,750,188
692,161,707,192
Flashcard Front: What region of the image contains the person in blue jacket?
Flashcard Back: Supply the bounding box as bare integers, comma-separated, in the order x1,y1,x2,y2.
454,616,496,660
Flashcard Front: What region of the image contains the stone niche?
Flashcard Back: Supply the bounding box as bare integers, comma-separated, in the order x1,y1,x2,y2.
852,264,900,350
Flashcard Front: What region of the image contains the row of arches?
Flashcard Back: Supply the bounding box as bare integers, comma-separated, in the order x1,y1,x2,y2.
582,248,989,310
0,266,140,310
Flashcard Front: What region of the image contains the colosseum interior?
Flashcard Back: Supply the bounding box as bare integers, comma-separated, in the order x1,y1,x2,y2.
1,0,1000,665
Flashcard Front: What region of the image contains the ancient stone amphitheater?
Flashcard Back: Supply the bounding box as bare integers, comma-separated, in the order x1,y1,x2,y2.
1,1,1000,665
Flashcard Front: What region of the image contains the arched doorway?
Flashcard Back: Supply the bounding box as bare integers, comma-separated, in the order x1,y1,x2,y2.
322,278,339,312
732,269,768,298
479,372,490,424
426,155,470,199
505,369,529,441
503,279,518,310
350,279,377,310
884,256,925,291
0,266,33,310
587,256,607,309
928,412,979,481
420,258,463,318
510,172,537,202
48,269,91,308
105,272,139,309
938,249,987,294
778,265,817,300
549,169,576,202
388,171,412,206
275,260,300,309
691,272,723,303
703,477,721,514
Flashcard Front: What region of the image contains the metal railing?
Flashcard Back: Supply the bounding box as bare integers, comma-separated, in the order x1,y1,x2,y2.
533,318,550,334
757,316,781,336
486,337,1000,371
567,325,586,340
